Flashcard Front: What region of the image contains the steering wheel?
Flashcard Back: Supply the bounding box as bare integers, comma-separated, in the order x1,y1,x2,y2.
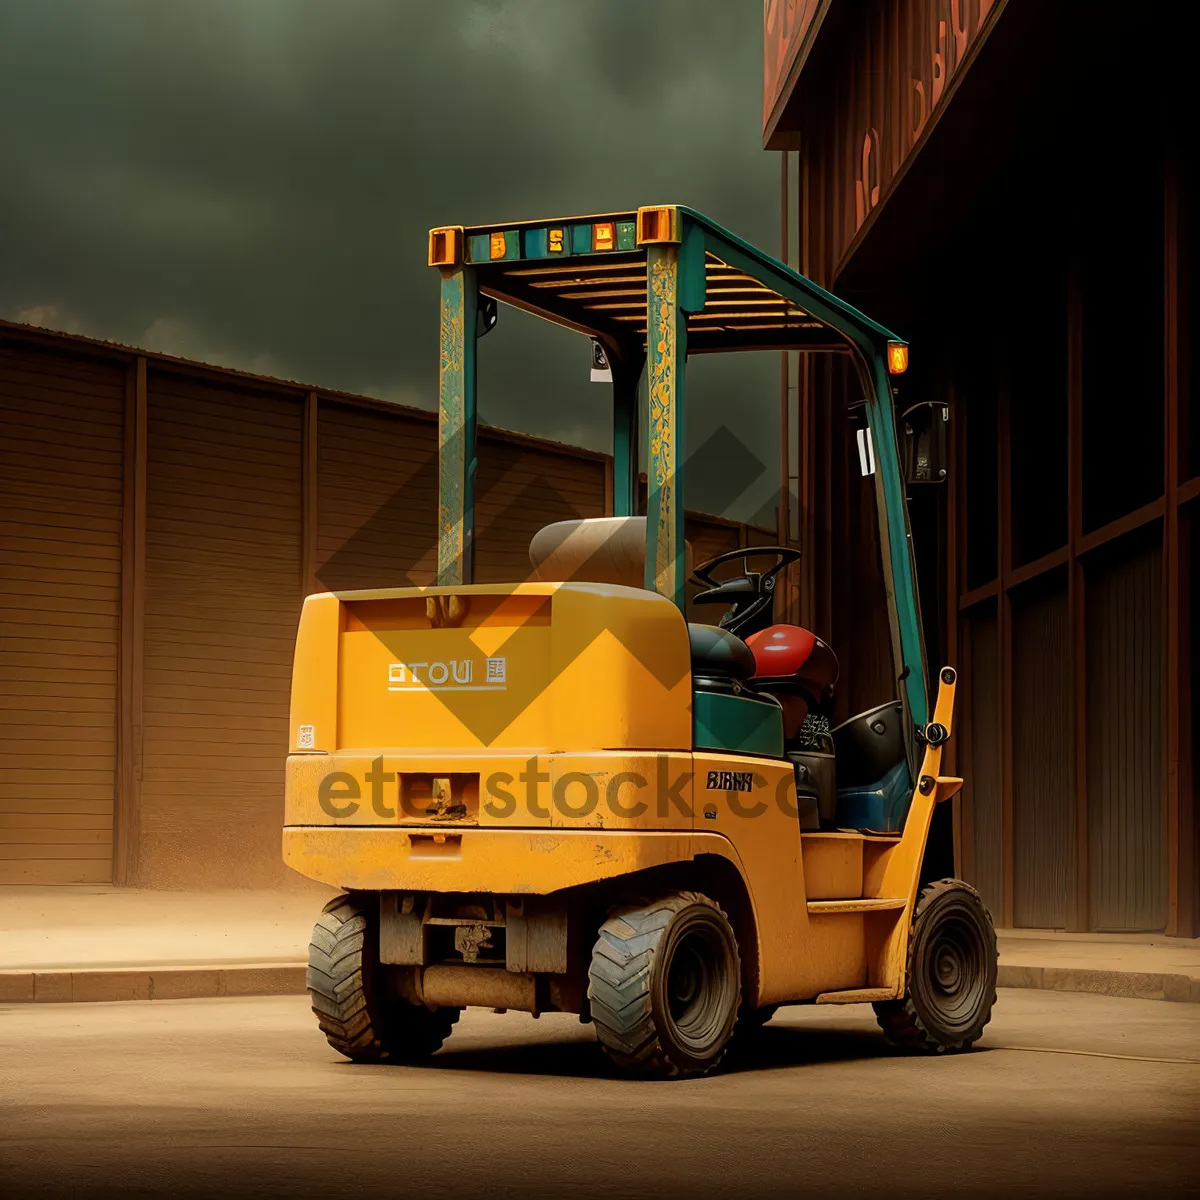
691,545,802,638
693,545,801,591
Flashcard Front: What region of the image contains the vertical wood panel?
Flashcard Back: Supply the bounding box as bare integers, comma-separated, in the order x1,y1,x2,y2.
1067,261,1089,930
316,403,439,591
1163,141,1194,936
1185,508,1198,933
998,372,1014,928
140,375,302,889
474,438,606,585
1086,536,1167,931
301,392,319,598
114,358,146,885
945,383,961,869
965,604,1002,918
951,377,967,876
0,345,124,883
1011,575,1073,927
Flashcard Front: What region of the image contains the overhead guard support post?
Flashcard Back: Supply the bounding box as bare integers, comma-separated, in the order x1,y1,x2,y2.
437,265,479,585
687,214,928,727
610,347,644,518
864,353,929,727
642,212,705,610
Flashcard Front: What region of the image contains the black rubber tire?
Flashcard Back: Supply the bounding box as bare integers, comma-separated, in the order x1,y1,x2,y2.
873,878,997,1054
588,891,741,1079
307,894,460,1063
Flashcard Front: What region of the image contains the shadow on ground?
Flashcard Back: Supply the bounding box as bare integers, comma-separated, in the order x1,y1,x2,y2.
396,1018,952,1079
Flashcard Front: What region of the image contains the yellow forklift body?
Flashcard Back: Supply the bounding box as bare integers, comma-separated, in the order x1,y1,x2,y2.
283,582,961,1008
288,584,691,756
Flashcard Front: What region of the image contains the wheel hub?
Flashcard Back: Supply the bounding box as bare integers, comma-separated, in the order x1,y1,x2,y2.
668,944,706,1017
918,908,988,1030
661,921,737,1055
934,945,962,992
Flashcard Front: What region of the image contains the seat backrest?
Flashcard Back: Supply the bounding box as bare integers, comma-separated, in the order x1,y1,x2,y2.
529,516,693,589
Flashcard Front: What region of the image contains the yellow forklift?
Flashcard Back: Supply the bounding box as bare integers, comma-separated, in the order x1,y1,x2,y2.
284,205,997,1078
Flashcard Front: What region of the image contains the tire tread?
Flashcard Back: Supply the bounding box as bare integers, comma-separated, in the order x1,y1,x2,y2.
588,890,739,1079
307,893,460,1063
874,878,998,1054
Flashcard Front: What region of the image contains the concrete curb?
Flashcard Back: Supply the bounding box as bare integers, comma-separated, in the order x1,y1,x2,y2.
997,963,1200,1003
2,962,1196,1005
0,963,306,1004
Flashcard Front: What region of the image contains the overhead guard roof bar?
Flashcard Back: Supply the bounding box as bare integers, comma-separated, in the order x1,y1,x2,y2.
427,206,927,726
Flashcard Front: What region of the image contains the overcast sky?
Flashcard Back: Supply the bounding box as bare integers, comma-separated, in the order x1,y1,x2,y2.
1,0,782,520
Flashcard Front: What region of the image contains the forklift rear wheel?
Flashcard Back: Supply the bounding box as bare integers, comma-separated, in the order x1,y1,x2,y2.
588,891,741,1079
307,893,460,1063
873,878,997,1054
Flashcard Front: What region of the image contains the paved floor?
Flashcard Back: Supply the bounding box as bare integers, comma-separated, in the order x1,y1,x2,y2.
0,886,330,969
1,989,1196,1197
996,928,1200,980
4,886,1197,987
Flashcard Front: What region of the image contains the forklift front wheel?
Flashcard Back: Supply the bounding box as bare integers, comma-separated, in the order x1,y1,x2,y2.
873,878,997,1054
588,892,741,1079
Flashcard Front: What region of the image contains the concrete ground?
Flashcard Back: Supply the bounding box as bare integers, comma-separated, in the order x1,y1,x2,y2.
3,885,1198,1004
0,989,1196,1198
0,885,330,970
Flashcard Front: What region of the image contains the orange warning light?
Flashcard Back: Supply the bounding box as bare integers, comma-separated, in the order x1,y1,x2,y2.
489,231,507,260
427,227,462,267
887,342,909,375
636,205,680,244
593,222,615,251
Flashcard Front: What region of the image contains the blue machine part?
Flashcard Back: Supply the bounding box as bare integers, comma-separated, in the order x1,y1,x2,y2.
835,759,913,834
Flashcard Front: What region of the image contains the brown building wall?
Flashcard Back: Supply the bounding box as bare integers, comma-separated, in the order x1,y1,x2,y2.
1,321,770,889
474,434,608,584
139,374,303,889
771,0,1199,933
0,325,615,888
315,400,439,592
0,347,125,883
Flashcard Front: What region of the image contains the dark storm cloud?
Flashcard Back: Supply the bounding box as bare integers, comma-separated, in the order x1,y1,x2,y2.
0,0,781,519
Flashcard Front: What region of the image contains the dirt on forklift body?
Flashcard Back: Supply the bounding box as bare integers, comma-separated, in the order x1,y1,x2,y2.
284,205,997,1078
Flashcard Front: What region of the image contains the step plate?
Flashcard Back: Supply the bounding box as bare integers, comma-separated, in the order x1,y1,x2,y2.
806,898,907,914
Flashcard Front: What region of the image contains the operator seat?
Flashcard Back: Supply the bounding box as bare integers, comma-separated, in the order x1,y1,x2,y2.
530,518,748,682
687,622,757,686
745,623,841,830
529,516,694,590
744,623,839,715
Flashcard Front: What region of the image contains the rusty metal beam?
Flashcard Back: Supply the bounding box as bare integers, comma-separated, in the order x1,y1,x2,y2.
998,366,1015,930
958,579,1000,612
1076,497,1165,558
1164,143,1194,937
1006,545,1070,589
